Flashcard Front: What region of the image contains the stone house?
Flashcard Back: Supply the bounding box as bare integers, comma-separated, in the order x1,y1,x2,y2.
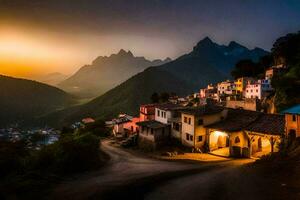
136,120,170,150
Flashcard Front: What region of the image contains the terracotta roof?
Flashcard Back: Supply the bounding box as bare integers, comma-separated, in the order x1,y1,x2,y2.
245,114,285,135
206,109,260,132
136,120,168,129
180,105,224,116
206,109,285,135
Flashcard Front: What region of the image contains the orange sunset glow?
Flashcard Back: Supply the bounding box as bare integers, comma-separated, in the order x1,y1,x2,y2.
0,26,77,78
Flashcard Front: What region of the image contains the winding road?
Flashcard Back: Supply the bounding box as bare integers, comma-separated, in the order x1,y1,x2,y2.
50,139,257,200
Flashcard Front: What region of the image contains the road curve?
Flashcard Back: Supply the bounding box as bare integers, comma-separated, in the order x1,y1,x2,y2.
49,139,252,200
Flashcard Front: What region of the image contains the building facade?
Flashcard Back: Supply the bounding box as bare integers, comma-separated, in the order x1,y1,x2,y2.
180,106,227,151
282,105,300,140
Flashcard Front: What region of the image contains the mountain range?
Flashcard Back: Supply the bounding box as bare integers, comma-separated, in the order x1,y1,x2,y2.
58,49,171,98
39,37,268,126
0,75,75,127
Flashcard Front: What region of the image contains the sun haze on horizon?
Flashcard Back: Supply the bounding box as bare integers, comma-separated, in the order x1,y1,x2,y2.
1,0,300,80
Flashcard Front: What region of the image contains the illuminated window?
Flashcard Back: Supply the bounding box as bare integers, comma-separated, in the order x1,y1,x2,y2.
235,136,240,143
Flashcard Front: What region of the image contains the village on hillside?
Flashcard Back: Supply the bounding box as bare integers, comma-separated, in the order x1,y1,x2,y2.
104,63,299,159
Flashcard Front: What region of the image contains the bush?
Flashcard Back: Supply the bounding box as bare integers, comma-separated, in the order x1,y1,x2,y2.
29,133,102,174
0,141,28,178
79,120,111,137
0,132,108,199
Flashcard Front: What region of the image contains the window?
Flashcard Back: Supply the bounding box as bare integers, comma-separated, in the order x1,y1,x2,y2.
235,136,240,143
173,123,180,131
157,110,160,117
198,136,203,142
185,133,193,141
293,115,297,122
198,119,203,125
190,135,193,141
256,89,258,92
150,128,153,135
164,112,166,118
188,118,191,125
184,117,187,123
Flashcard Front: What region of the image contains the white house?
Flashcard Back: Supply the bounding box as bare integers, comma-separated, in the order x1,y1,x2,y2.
245,83,262,99
245,79,273,100
155,103,187,140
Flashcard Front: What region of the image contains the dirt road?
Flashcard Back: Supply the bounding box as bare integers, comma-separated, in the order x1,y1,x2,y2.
50,139,254,200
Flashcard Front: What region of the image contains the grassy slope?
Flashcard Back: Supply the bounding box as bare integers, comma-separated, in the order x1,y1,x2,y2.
0,75,74,127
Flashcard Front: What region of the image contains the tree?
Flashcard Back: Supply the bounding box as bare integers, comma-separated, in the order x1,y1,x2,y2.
151,92,159,103
271,31,300,110
272,31,300,66
160,92,170,103
231,59,259,79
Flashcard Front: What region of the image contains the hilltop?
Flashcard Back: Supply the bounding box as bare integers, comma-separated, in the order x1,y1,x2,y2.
0,75,75,127
58,49,171,98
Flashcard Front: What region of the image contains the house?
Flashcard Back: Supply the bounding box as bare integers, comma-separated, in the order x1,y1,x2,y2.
234,77,255,95
139,104,159,121
265,64,286,80
245,79,273,100
206,109,284,157
245,83,262,99
180,105,227,151
136,120,170,150
282,105,300,140
112,114,133,136
155,103,188,140
123,117,140,136
217,80,236,101
199,84,218,100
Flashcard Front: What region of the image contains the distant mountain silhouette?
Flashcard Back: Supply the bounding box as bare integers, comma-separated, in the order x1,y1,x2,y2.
38,72,69,86
41,37,268,126
0,75,75,127
58,49,172,98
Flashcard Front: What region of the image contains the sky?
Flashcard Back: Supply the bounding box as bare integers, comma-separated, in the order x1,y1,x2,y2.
0,0,300,79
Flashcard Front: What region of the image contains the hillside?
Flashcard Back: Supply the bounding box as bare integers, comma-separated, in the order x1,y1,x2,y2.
58,49,171,98
41,37,268,126
37,72,69,86
0,75,75,127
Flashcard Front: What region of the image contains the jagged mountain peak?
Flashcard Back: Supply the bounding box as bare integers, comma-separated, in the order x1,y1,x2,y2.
228,41,246,50
195,36,214,47
164,57,172,62
117,49,134,57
